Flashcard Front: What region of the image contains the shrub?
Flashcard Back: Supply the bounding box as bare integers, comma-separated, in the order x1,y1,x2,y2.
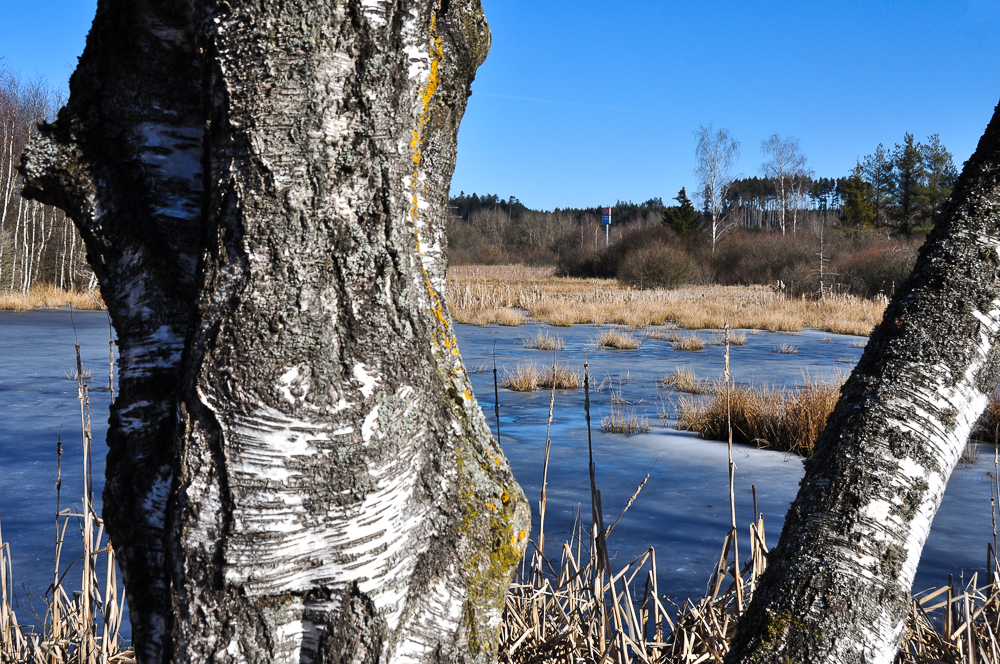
616,242,697,289
833,241,919,298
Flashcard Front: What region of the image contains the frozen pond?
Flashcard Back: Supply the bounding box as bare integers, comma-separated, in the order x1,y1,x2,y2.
0,312,993,640
455,322,995,603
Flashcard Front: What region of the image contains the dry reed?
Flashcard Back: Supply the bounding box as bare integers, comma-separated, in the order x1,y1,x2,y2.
501,363,542,392
1,336,132,663
538,365,581,390
679,376,843,456
774,344,798,354
592,329,642,350
521,330,565,351
660,367,712,395
0,286,105,312
673,335,706,351
447,265,886,335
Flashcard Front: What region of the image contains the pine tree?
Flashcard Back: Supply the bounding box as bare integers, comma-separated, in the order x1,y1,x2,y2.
892,132,925,235
842,162,876,228
919,133,959,229
662,186,698,236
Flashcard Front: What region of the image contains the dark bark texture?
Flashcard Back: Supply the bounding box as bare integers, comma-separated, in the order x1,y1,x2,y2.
20,2,528,663
728,101,1000,663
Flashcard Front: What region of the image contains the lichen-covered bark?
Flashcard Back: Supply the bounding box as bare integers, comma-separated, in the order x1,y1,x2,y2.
728,101,1000,663
20,2,527,663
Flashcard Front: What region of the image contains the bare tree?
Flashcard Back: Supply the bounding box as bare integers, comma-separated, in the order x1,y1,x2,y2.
21,2,528,663
760,133,808,235
695,124,740,252
728,100,1000,662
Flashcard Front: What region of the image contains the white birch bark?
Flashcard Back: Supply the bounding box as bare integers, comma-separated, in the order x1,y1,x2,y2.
21,2,527,663
729,99,1000,664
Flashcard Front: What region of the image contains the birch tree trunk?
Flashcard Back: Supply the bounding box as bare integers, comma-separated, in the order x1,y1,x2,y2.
20,2,528,663
728,100,1000,663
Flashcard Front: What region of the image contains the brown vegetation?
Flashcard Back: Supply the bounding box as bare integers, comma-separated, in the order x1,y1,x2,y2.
0,285,105,311
679,376,844,456
660,367,713,395
592,329,642,350
447,265,885,336
521,330,565,351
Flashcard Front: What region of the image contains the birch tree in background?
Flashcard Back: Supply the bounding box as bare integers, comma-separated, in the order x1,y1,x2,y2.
20,1,528,663
695,124,740,252
728,99,1000,663
0,69,90,292
760,133,808,235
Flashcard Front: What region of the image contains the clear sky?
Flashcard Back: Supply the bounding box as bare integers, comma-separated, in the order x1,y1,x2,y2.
2,1,998,211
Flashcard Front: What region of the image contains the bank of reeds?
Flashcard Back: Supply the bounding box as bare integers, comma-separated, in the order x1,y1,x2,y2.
678,376,843,456
0,286,104,311
673,334,706,351
447,265,886,336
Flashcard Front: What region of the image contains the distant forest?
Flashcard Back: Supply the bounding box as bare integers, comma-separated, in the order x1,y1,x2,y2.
448,132,957,272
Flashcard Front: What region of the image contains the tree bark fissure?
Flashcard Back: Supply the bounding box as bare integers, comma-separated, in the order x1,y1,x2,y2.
728,102,1000,663
21,2,526,663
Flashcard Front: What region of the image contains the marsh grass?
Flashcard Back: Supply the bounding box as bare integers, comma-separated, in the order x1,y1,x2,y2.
660,367,713,395
592,329,642,350
521,330,565,351
850,338,868,348
774,344,798,354
447,265,887,335
0,286,105,312
679,376,843,456
712,331,747,346
820,335,833,343
673,334,706,351
537,364,581,390
501,363,542,392
600,403,650,434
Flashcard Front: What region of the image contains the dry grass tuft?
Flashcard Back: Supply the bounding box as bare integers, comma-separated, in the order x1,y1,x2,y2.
451,306,527,327
660,367,713,394
501,363,542,391
820,335,833,343
850,338,868,348
501,362,580,391
0,286,105,311
601,403,650,434
679,376,843,456
592,329,642,350
774,343,798,354
521,330,565,351
673,334,706,351
711,331,748,346
537,364,581,390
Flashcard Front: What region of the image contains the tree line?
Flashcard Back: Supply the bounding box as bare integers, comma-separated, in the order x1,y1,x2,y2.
0,69,93,294
450,130,959,267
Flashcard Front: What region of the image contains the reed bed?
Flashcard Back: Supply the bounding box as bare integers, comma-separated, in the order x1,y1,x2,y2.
501,363,581,392
712,331,747,346
1,337,132,663
0,286,105,311
521,330,566,351
673,335,706,351
660,367,713,395
447,265,886,335
601,403,650,435
678,377,843,456
538,365,581,390
502,511,1000,664
592,329,642,350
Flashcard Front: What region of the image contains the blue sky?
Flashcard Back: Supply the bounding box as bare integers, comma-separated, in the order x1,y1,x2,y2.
2,1,999,210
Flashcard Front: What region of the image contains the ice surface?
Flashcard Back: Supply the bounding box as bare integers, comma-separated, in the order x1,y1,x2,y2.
455,322,997,603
